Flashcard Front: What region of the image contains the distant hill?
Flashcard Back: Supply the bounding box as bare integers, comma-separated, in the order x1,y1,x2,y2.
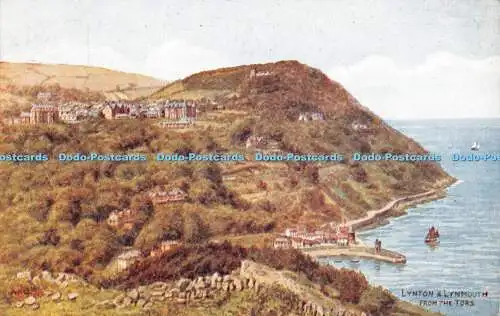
0,61,166,103
151,60,360,114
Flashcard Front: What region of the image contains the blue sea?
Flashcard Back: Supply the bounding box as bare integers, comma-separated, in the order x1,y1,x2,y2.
320,119,500,316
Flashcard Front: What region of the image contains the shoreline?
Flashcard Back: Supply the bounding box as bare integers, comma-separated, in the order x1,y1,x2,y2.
346,176,457,232
310,176,458,263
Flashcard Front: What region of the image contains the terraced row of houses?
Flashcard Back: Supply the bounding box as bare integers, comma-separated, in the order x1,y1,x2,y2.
273,223,356,249
4,92,198,127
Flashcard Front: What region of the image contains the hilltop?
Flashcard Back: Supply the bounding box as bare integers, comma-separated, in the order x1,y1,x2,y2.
153,60,365,115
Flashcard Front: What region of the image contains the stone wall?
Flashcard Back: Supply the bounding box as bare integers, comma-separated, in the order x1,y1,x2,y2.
97,261,367,316
12,262,368,316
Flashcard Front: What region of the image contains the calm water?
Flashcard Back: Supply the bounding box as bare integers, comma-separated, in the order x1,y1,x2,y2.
320,119,500,316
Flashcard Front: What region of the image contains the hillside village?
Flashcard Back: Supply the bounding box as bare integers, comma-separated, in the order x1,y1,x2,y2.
3,92,199,128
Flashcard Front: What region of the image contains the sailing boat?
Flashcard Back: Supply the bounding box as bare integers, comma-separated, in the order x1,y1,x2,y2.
471,142,480,151
425,226,440,244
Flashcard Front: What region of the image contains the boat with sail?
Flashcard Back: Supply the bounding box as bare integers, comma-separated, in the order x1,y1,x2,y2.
425,226,440,244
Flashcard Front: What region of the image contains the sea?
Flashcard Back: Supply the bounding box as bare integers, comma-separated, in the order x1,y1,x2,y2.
319,119,500,316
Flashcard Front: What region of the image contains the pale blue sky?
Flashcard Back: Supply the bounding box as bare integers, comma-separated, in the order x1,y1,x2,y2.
1,0,499,118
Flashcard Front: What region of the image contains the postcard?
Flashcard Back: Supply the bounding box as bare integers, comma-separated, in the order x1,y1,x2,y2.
0,1,498,315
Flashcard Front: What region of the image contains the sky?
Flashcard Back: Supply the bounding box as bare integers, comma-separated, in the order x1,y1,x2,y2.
1,0,499,119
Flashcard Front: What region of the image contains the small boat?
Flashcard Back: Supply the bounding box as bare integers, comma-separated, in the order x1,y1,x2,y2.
425,237,440,244
471,142,480,151
333,259,343,263
350,259,360,263
425,226,440,244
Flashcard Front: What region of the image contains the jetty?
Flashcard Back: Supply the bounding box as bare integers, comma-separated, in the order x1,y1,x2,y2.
302,245,407,264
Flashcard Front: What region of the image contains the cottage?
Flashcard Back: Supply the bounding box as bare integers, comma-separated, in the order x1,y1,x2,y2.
273,237,292,249
37,92,52,102
30,104,59,124
102,102,131,119
298,112,325,122
115,250,141,272
59,107,78,123
352,122,369,130
106,209,138,230
150,240,181,257
148,187,188,204
335,223,354,246
19,112,31,124
245,135,265,149
164,100,197,121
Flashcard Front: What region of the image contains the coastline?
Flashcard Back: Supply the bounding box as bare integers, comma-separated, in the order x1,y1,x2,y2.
308,176,458,263
348,176,457,232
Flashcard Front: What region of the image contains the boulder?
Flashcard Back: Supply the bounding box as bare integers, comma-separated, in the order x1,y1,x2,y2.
185,281,195,292
32,275,41,285
176,278,191,292
24,296,37,305
16,271,32,281
150,281,168,291
141,290,152,301
31,303,40,310
127,288,139,301
122,296,133,307
152,295,165,302
233,277,243,291
144,302,154,309
223,275,232,282
195,278,206,289
167,288,180,298
68,292,79,300
113,294,125,305
151,290,165,297
41,270,53,281
51,292,61,301
136,298,148,308
176,298,186,304
55,273,67,283
14,301,24,308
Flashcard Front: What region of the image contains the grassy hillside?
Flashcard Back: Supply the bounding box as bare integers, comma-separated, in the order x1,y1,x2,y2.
0,62,164,94
0,62,166,115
